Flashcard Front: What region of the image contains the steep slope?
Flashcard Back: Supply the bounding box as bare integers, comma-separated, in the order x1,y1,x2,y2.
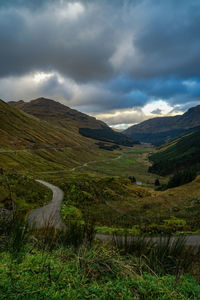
0,99,107,172
149,128,200,175
0,99,74,149
10,98,138,146
123,105,200,145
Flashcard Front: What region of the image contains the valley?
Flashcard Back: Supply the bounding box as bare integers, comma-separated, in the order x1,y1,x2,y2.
1,97,200,299
1,98,200,235
1,2,200,298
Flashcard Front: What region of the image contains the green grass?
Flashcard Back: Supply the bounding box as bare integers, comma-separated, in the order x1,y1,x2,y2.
48,171,200,233
0,223,200,300
96,225,140,235
0,173,51,218
1,253,199,299
82,147,162,183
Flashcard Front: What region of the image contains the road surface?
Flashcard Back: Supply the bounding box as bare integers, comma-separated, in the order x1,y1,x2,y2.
96,233,200,248
28,180,66,231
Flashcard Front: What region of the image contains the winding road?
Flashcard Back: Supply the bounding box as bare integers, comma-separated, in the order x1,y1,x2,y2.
28,180,66,231
27,155,124,229
27,179,200,248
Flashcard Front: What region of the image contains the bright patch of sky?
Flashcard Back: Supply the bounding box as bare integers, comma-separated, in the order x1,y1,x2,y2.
34,72,54,83
142,100,173,116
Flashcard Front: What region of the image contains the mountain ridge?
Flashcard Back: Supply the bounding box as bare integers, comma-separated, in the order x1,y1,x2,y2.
9,97,107,129
123,105,200,145
9,97,138,147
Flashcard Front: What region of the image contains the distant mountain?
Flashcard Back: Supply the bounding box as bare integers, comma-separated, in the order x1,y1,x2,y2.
10,98,138,147
123,105,200,145
149,128,200,176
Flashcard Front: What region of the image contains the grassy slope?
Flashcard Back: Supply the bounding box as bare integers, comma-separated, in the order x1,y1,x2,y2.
0,99,121,172
149,128,200,175
0,99,81,149
1,99,140,173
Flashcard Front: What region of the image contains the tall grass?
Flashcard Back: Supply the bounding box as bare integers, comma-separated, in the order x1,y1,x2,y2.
113,234,200,278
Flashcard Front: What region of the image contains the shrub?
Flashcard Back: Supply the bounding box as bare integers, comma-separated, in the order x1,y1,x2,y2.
154,178,160,186
128,176,136,183
61,204,82,222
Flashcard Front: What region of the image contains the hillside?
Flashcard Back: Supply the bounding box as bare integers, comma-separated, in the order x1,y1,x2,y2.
0,99,138,172
123,105,200,145
149,128,200,175
0,99,111,172
9,98,106,130
0,99,78,149
9,98,138,146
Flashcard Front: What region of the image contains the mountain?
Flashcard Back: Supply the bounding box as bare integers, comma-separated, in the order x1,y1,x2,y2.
0,99,115,172
9,98,106,129
123,105,200,145
9,98,138,147
149,127,200,176
0,99,76,149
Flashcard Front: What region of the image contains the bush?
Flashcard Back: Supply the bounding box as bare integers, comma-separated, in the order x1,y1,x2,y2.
141,218,188,235
154,178,160,186
128,176,136,183
61,204,82,222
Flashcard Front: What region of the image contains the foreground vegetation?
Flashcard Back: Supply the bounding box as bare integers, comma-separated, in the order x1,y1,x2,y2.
0,220,200,300
0,172,51,218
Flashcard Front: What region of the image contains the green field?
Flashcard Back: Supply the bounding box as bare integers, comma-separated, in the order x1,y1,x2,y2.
1,144,200,234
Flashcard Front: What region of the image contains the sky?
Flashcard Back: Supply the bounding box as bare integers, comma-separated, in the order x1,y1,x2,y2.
0,0,200,129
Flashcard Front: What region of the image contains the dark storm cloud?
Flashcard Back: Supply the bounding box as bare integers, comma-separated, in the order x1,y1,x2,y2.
0,0,200,81
125,0,200,79
0,1,116,81
106,76,200,107
0,0,200,124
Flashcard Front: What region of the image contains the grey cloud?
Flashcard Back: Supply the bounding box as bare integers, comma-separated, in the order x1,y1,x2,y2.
0,73,147,113
0,73,73,102
0,0,200,126
0,1,116,81
125,0,200,78
0,0,200,81
96,109,147,126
